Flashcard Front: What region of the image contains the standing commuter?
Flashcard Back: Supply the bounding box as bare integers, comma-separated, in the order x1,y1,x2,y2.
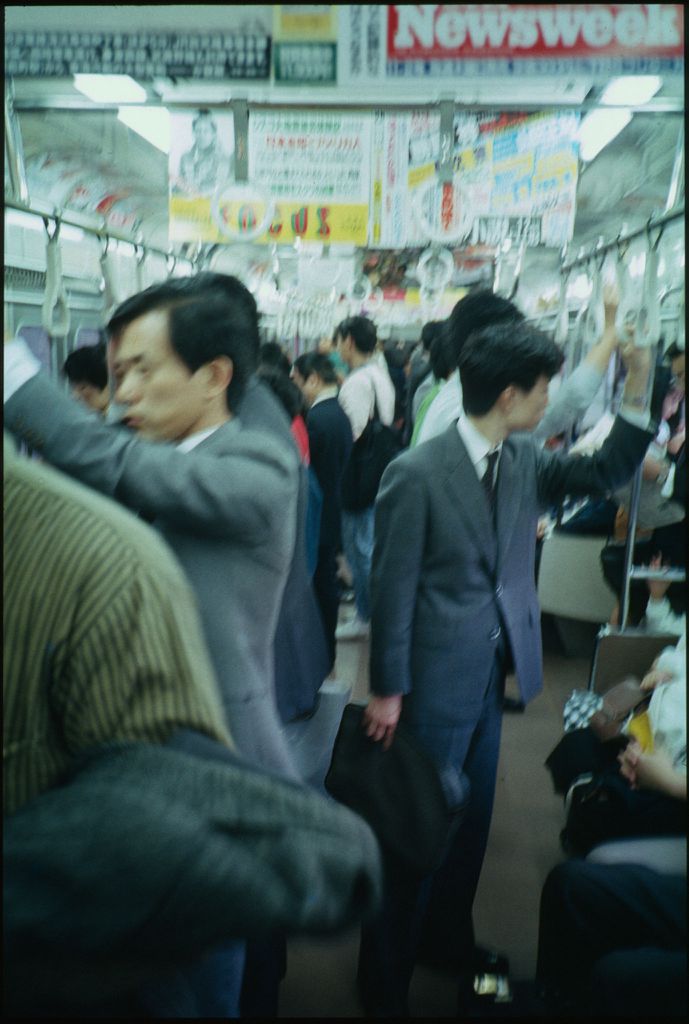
63,340,110,414
356,319,654,1016
5,281,304,1017
293,351,354,671
334,315,396,641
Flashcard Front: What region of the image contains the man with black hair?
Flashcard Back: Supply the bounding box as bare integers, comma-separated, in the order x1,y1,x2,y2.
176,108,234,195
334,315,395,641
293,351,354,669
404,320,446,443
63,341,110,414
356,319,654,1017
5,279,300,782
416,286,622,447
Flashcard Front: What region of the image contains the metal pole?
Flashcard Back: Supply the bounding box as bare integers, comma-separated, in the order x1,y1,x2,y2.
4,197,193,269
665,121,684,213
619,345,658,630
561,206,685,275
4,79,29,204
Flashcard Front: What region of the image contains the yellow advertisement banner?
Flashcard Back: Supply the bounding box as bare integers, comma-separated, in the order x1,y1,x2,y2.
169,196,368,246
274,5,338,41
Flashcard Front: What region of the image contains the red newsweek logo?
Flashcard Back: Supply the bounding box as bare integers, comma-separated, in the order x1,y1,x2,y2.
388,5,684,59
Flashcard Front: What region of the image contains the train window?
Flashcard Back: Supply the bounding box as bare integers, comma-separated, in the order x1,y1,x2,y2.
16,324,51,374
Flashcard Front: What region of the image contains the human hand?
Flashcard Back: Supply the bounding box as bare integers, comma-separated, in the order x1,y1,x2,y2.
619,340,651,374
363,694,403,751
603,282,619,326
619,743,685,798
646,555,672,601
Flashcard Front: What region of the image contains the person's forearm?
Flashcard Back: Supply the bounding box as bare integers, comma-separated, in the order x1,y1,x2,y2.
584,324,617,375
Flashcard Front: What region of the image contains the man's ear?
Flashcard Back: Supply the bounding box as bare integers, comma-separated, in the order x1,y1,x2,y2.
496,384,516,414
205,356,234,396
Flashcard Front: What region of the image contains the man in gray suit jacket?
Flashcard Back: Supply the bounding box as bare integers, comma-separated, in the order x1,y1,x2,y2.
357,319,654,1016
4,280,300,783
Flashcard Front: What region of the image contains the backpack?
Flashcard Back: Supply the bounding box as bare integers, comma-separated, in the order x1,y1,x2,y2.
341,395,402,512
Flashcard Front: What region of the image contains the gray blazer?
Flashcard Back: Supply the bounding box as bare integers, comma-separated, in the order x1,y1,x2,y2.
370,415,653,726
5,374,301,778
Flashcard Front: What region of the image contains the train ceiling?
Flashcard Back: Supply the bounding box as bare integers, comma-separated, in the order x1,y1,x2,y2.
6,5,685,294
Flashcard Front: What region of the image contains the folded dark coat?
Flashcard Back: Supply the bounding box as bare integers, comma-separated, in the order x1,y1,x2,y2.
4,735,382,1011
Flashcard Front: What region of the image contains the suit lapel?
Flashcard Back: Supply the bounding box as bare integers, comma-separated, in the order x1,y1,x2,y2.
440,427,498,572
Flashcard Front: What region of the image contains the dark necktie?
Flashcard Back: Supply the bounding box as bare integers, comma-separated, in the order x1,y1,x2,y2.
482,449,500,516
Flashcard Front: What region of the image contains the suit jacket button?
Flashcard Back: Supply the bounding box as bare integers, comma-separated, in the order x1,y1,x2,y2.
489,626,501,641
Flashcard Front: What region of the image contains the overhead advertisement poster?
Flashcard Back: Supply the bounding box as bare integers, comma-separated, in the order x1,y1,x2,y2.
247,111,372,244
340,5,684,83
169,109,236,243
273,5,338,84
170,110,372,245
371,110,580,249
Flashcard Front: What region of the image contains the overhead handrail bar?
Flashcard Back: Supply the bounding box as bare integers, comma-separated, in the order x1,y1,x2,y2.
561,206,684,275
4,197,194,270
40,215,71,340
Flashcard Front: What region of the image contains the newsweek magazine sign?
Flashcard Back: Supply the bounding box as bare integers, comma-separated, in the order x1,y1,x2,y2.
371,110,580,249
341,5,684,82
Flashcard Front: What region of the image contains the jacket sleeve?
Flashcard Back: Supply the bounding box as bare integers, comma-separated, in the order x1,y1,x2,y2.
5,373,296,542
536,414,654,511
369,456,427,697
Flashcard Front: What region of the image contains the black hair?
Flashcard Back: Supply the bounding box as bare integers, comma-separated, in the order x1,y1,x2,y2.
333,315,377,354
447,289,524,363
428,326,456,381
106,277,257,413
665,341,684,363
257,364,306,420
459,321,563,416
259,342,292,376
421,320,445,353
293,351,338,386
63,341,108,390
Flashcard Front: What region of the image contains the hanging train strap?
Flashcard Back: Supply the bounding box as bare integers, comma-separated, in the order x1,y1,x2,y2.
41,216,71,339
135,241,147,292
99,234,118,320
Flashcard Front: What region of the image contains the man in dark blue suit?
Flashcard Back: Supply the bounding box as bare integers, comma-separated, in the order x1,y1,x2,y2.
357,319,654,1016
293,352,354,672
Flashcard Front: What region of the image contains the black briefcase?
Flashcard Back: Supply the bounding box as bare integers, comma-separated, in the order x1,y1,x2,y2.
325,704,469,874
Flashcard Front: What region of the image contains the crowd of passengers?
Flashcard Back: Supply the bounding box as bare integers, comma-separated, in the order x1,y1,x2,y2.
4,274,685,1017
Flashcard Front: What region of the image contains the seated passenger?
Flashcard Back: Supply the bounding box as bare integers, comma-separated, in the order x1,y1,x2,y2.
63,340,110,414
547,622,686,855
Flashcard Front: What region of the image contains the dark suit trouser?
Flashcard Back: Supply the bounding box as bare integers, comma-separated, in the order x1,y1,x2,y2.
537,861,687,1016
358,654,506,1015
313,542,340,672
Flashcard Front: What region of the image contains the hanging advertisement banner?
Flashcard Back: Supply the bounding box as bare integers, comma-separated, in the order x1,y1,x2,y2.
169,109,237,243
248,110,372,244
273,5,338,83
371,110,580,249
341,5,684,82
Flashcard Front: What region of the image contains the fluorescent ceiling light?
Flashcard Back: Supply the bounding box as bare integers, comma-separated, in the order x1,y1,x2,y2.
600,76,662,106
117,106,170,153
74,74,147,103
578,109,632,163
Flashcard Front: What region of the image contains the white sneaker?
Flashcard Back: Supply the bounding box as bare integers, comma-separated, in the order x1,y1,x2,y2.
335,615,370,641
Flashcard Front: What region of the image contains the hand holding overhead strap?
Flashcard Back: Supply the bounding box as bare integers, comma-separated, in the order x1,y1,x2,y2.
41,216,71,340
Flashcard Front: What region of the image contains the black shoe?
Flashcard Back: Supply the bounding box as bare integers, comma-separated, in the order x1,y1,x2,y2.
502,695,525,713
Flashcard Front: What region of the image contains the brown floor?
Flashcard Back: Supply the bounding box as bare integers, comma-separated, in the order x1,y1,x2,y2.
279,614,594,1018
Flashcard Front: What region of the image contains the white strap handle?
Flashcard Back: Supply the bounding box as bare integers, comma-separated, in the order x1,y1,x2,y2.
41,218,71,339
637,227,662,348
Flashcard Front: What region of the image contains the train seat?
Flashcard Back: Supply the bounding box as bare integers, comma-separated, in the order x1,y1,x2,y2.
537,532,617,624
